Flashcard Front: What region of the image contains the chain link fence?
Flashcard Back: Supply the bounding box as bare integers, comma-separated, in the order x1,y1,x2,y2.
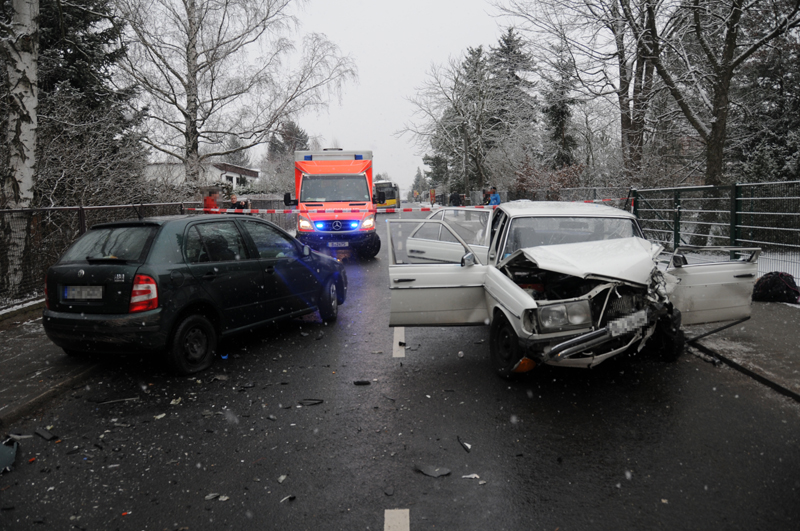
0,200,296,312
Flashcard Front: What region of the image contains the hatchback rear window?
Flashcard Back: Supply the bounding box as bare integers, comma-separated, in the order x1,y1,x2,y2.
61,226,156,262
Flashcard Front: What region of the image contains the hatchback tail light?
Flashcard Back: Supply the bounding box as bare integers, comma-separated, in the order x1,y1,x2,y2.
129,274,158,313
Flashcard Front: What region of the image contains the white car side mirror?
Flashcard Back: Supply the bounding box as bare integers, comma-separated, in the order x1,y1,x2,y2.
461,252,476,267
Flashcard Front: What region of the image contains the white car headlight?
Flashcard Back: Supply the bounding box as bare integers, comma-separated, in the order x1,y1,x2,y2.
538,300,592,331
361,214,375,230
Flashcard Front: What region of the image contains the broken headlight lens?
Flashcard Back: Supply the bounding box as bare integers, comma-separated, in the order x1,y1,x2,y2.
538,300,592,332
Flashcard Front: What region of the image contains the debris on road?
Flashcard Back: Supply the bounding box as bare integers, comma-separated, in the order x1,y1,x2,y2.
278,474,287,484
1,439,18,473
280,495,295,503
457,436,472,453
297,399,323,406
154,413,166,420
414,464,451,478
205,493,220,501
462,474,480,479
354,380,371,386
35,428,56,441
170,398,182,405
458,351,464,358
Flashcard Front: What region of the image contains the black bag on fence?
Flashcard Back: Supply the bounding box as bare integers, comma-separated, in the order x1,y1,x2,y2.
752,272,800,303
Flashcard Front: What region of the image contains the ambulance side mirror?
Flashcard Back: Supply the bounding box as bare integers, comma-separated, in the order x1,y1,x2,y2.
284,193,298,206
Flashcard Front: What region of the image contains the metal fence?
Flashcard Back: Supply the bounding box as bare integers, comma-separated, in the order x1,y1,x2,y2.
0,200,296,311
631,181,800,277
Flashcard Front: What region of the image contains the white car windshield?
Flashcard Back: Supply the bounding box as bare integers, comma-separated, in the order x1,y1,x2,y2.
503,216,641,257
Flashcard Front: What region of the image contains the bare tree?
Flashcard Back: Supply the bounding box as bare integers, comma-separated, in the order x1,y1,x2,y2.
402,48,505,192
113,0,356,181
620,0,800,186
497,0,656,182
0,0,38,301
0,0,37,207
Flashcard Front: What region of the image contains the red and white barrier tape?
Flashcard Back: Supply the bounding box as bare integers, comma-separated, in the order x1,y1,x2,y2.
185,199,630,215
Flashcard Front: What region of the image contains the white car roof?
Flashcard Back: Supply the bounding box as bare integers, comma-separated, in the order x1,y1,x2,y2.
498,200,635,219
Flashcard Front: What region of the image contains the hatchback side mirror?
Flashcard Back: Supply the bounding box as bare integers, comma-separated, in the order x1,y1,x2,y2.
284,193,298,206
461,252,475,267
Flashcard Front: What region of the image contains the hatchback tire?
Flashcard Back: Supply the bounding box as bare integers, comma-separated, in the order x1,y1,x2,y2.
319,277,338,322
168,314,217,375
490,315,524,378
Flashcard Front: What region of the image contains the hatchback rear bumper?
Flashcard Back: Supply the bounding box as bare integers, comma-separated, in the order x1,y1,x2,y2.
42,308,169,353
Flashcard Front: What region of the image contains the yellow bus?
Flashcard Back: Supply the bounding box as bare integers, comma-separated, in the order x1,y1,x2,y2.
373,180,400,208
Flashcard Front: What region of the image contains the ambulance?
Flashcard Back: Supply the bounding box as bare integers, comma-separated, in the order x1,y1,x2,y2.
284,149,382,258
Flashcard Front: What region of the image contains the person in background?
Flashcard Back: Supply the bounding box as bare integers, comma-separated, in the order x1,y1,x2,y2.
229,194,248,210
489,186,501,205
203,189,219,210
483,189,491,205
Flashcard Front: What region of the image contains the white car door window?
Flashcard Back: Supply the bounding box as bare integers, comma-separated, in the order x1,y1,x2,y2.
387,219,488,326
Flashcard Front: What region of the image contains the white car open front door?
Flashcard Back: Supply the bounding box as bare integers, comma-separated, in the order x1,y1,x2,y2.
387,219,489,327
664,246,761,325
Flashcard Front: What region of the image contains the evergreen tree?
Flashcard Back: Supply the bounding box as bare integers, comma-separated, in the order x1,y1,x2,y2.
489,28,537,134
221,135,252,168
34,0,149,206
542,40,578,169
411,166,429,200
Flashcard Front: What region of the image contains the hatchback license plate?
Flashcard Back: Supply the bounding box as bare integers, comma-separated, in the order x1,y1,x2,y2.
328,242,349,248
64,285,103,300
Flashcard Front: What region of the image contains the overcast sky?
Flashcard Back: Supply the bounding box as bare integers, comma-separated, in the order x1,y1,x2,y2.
296,0,506,195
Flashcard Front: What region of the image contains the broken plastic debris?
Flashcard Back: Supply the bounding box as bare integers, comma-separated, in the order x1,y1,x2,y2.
154,413,166,420
0,440,18,472
267,415,277,421
462,474,480,479
458,351,464,358
35,428,56,441
457,436,472,453
297,399,323,406
212,374,229,382
354,380,371,386
170,398,182,406
414,464,451,478
218,495,229,502
371,351,383,354
278,474,287,484
205,493,220,501
280,495,295,503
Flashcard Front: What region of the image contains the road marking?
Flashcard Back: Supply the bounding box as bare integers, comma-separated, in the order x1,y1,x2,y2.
384,509,410,531
393,327,405,358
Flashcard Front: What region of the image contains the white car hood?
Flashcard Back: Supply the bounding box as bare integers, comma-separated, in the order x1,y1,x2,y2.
501,237,659,284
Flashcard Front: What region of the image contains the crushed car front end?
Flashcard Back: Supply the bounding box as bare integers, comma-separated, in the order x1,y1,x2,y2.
497,237,683,371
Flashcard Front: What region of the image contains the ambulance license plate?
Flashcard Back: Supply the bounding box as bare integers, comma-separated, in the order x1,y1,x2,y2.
328,242,349,248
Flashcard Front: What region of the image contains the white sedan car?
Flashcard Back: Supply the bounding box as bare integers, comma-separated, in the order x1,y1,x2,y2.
387,201,760,377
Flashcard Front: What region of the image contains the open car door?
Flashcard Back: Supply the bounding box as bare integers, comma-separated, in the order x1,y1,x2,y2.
387,219,489,327
664,246,761,325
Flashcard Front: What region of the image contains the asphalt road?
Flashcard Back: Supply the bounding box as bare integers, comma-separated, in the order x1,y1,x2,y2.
1,210,799,531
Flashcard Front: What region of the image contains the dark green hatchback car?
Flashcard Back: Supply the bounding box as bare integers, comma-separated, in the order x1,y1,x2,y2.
43,215,347,374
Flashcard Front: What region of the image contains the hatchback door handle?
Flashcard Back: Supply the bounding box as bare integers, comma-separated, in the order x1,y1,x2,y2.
734,273,755,278
202,271,216,281
393,278,416,283
409,250,425,254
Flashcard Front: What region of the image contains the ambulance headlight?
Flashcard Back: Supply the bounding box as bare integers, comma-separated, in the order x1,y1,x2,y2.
298,216,314,231
361,215,375,230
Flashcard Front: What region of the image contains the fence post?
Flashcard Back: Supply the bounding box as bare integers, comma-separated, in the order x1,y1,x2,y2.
673,190,681,249
729,183,739,246
631,189,639,216
78,206,86,235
